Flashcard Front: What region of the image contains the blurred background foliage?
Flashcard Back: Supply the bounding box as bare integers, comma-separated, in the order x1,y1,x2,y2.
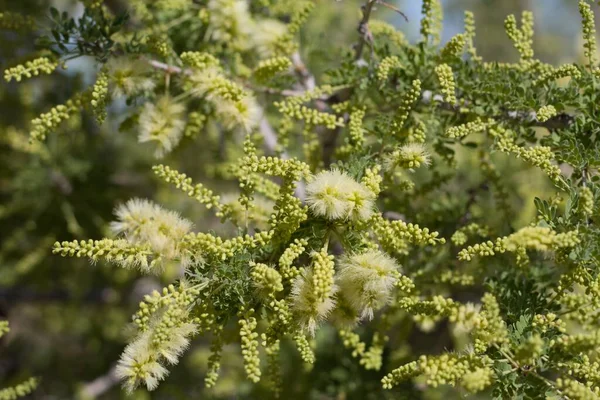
0,0,592,398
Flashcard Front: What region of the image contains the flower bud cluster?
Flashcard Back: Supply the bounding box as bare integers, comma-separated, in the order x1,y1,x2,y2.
391,79,421,136
251,263,284,295
464,11,480,61
377,56,401,82
4,57,57,82
504,12,534,64
279,238,308,281
293,333,315,364
338,107,366,157
361,165,382,197
579,1,598,67
434,65,457,108
534,64,581,86
371,214,444,253
440,34,466,61
580,186,594,216
514,334,544,366
204,330,223,388
91,72,109,124
275,88,343,130
0,377,38,400
458,226,579,262
536,105,557,123
0,321,8,339
370,20,407,48
30,96,81,141
180,51,219,70
451,223,489,246
383,353,493,393
239,310,261,383
52,239,159,271
253,56,291,83
472,294,508,352
184,112,207,138
532,313,566,333
445,118,488,139
420,0,443,43
153,164,222,213
0,12,36,31
556,378,600,400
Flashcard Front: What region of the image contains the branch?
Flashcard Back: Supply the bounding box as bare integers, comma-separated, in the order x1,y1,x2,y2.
79,365,119,399
291,52,316,92
505,110,575,130
421,90,575,130
355,0,377,61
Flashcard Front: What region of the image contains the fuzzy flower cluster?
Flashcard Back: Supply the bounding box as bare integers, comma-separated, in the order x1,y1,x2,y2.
110,198,192,264
107,57,156,97
186,67,260,132
385,143,431,171
306,170,375,221
336,251,400,320
138,96,186,157
116,284,199,393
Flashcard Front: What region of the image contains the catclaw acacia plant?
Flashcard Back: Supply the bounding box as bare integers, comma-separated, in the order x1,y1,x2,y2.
7,0,600,398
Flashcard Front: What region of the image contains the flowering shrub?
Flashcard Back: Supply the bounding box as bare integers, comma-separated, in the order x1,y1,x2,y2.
5,0,600,398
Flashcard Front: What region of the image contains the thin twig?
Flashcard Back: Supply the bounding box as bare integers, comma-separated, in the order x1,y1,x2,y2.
375,0,408,22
